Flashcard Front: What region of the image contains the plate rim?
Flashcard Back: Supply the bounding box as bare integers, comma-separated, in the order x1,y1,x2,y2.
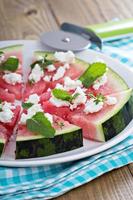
0,40,132,167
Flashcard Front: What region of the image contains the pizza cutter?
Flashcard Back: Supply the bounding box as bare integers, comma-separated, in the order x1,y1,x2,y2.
40,23,102,52
41,19,133,52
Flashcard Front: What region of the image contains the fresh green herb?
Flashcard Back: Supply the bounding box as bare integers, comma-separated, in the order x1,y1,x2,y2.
79,62,107,88
22,102,33,109
52,89,80,103
31,54,53,69
0,57,19,72
0,99,2,104
55,121,65,129
52,89,72,101
89,93,105,104
72,93,80,100
26,112,55,138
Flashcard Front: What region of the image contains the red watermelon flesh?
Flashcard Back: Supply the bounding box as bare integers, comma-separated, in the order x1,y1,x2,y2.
0,77,22,100
0,87,15,102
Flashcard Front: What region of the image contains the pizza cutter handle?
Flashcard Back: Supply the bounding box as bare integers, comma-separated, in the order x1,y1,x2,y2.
87,18,133,42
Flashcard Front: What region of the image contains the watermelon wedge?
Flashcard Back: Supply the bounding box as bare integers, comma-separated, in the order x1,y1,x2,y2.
16,115,83,159
0,45,23,100
68,89,133,141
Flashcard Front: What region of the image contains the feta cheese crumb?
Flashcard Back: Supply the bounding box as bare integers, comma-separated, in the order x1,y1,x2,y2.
54,51,75,64
20,104,43,125
70,86,87,110
64,77,83,91
0,102,15,123
55,83,64,90
43,75,52,82
84,99,103,114
52,66,66,81
92,74,107,90
26,94,40,104
50,95,70,107
47,64,56,72
29,64,44,83
45,113,53,124
3,73,22,85
106,96,117,105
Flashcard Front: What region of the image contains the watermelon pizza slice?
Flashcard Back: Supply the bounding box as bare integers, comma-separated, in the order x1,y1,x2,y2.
15,94,83,159
0,45,23,101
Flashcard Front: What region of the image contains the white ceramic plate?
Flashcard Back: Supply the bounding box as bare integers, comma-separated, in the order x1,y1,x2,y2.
0,40,133,167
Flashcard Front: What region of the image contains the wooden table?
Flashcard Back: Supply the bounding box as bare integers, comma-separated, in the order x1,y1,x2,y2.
0,0,133,199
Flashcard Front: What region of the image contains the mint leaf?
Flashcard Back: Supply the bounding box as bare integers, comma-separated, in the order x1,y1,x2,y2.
79,62,107,88
0,57,19,72
31,54,53,69
22,102,33,109
26,112,55,138
52,89,72,101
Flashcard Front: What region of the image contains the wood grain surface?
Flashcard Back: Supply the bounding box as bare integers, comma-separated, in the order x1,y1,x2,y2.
0,0,132,199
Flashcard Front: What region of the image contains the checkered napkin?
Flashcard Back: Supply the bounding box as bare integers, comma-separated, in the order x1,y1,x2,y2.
0,37,133,200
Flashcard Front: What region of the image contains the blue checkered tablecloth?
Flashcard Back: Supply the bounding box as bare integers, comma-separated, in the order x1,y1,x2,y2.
0,37,133,200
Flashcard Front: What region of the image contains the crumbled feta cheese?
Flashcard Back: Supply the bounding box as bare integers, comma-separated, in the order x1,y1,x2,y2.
47,64,56,72
92,74,107,90
70,86,87,110
3,73,22,85
55,83,64,90
29,64,44,83
2,102,15,110
0,102,15,123
26,94,40,104
64,77,83,91
43,75,52,82
106,96,117,105
84,99,103,114
20,104,43,125
52,66,66,81
63,63,70,69
50,95,70,107
45,113,53,124
54,51,75,64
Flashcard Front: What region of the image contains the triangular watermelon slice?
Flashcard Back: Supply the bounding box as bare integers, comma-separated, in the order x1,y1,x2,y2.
16,114,83,159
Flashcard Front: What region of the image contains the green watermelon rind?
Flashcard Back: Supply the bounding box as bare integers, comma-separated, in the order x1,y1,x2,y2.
96,89,133,141
16,126,83,159
0,138,6,156
0,44,23,52
34,51,129,91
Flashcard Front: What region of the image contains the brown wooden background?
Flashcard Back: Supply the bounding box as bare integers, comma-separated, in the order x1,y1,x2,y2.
0,0,133,199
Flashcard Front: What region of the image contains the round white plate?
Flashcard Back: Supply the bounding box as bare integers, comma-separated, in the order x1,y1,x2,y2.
0,40,133,167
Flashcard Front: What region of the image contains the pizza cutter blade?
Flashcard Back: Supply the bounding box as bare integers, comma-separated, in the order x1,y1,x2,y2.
41,30,91,52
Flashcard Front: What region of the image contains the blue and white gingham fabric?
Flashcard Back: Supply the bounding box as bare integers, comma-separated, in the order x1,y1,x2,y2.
0,37,133,200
